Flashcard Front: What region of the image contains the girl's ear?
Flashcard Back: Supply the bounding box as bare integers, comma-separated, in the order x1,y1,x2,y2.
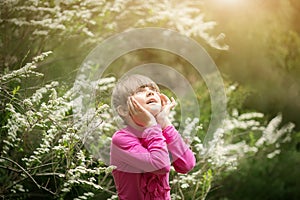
117,105,128,117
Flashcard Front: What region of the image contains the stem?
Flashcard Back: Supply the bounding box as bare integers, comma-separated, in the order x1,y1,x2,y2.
0,156,57,196
179,186,185,200
27,162,58,170
0,165,21,173
192,180,200,200
0,156,40,189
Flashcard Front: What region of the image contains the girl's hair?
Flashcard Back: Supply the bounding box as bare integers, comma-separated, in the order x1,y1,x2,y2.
111,74,159,114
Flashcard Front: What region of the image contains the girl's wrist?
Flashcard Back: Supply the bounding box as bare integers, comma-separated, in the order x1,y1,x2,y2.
144,119,158,128
160,119,172,130
145,122,157,128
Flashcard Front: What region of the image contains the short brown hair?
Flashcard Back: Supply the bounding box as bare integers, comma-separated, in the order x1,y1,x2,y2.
111,74,159,115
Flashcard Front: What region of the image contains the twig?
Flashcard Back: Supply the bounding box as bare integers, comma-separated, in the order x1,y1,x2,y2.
0,156,57,195
27,162,58,170
0,156,40,188
101,187,116,195
35,172,64,177
192,180,200,200
4,176,27,191
179,186,185,200
0,165,21,173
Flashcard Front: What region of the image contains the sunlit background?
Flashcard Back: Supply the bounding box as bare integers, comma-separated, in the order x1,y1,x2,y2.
1,0,299,199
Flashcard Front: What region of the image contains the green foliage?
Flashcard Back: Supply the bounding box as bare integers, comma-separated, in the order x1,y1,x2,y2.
1,53,298,200
0,53,116,199
209,132,300,200
1,0,300,199
203,0,300,128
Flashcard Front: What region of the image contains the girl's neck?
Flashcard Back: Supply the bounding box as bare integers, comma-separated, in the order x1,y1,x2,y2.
125,118,146,133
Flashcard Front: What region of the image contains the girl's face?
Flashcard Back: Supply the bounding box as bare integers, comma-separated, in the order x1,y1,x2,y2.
131,85,162,116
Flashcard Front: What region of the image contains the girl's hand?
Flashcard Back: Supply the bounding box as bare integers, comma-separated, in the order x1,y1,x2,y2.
156,93,176,129
127,96,157,128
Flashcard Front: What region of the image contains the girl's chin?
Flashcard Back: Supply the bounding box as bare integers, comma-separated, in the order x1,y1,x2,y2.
147,104,161,116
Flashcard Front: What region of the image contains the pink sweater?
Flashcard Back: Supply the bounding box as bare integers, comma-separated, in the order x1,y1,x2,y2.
110,124,196,200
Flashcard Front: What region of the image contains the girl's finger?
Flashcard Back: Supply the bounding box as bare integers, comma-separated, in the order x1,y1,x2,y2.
170,97,176,109
159,94,165,107
159,93,166,106
160,93,170,106
166,97,176,110
171,97,176,105
127,97,136,115
131,97,143,112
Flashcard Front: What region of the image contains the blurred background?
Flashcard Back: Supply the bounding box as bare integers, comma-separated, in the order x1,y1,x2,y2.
1,0,299,199
4,0,300,128
2,0,300,126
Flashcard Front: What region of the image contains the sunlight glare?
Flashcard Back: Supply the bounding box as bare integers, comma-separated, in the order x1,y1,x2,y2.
216,0,243,6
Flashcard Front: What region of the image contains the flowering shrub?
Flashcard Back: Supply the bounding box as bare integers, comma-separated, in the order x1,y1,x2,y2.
0,53,117,199
1,0,227,71
0,53,296,199
1,1,297,199
169,109,294,200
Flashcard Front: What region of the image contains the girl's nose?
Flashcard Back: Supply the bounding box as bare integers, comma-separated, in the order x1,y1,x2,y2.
146,88,154,96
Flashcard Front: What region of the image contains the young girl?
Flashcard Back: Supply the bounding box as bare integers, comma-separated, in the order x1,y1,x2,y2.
110,74,196,200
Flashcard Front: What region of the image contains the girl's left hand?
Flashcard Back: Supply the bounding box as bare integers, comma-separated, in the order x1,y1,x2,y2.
127,96,157,128
155,93,176,129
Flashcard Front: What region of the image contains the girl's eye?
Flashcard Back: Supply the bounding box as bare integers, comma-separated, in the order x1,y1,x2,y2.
134,89,144,94
148,86,158,92
134,85,158,94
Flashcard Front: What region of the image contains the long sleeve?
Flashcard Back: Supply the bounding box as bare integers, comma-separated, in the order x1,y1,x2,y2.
162,125,196,174
110,124,171,173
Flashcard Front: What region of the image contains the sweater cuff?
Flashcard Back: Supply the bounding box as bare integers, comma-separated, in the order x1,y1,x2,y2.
142,124,162,139
162,125,177,144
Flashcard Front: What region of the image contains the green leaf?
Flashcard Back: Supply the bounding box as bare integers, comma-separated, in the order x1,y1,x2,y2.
12,85,20,96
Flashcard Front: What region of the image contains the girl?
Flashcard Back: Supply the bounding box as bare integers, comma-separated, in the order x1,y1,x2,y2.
110,74,195,199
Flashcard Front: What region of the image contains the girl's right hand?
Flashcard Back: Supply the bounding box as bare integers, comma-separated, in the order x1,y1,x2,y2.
155,94,176,129
127,96,157,128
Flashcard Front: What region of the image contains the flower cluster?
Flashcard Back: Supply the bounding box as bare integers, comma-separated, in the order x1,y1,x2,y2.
1,0,228,68
0,52,117,199
0,51,51,82
124,0,229,50
1,52,296,199
170,107,295,199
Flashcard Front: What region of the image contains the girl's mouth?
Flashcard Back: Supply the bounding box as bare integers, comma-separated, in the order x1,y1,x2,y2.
146,99,157,104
